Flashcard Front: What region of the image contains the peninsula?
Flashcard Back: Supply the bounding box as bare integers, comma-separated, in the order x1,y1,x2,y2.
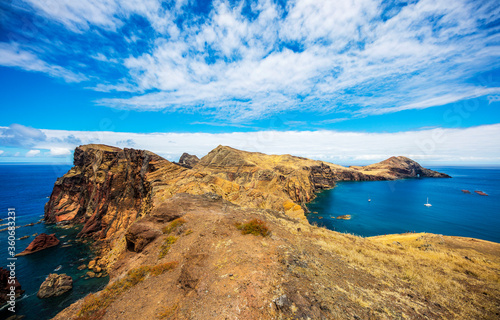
45,144,498,320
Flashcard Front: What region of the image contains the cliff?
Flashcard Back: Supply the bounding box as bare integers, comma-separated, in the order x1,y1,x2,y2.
44,144,176,238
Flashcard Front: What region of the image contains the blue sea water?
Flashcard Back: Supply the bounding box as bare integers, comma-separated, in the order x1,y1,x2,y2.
0,165,109,320
307,166,500,243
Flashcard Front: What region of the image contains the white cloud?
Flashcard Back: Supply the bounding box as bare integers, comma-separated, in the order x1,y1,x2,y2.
95,0,500,121
6,0,500,122
49,147,71,156
0,150,4,155
0,43,87,82
20,123,500,165
0,123,47,147
26,149,41,157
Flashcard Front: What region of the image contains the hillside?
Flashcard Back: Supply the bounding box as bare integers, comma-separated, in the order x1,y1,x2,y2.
44,145,499,320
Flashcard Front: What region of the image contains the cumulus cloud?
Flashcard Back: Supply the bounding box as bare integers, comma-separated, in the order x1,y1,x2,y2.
0,150,4,156
16,123,498,164
26,149,41,157
0,124,47,147
3,0,499,122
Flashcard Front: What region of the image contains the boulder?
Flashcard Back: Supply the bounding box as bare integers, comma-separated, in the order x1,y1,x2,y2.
125,223,162,252
88,260,96,270
37,273,72,299
16,233,59,256
0,267,24,306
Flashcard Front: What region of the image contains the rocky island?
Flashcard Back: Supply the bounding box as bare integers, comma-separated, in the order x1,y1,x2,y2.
43,144,499,320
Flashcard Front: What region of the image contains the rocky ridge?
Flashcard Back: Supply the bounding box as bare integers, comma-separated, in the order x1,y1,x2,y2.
45,145,450,238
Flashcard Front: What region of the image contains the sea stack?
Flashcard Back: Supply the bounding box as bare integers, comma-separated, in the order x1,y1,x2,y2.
17,233,59,256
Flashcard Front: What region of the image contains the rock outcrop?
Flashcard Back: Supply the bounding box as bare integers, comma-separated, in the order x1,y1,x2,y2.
44,144,182,238
37,273,73,298
17,233,59,256
0,267,23,307
176,152,200,168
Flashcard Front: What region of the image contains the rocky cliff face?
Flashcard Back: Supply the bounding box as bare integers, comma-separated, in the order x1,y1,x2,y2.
44,144,173,238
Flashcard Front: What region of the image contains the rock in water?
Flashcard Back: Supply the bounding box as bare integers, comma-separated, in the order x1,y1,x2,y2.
0,267,24,307
37,274,73,298
16,233,59,256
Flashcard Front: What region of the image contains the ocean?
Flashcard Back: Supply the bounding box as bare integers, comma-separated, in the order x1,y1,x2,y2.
0,164,108,320
307,166,500,243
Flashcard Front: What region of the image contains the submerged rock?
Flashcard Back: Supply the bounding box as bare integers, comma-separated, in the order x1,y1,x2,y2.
336,215,351,220
37,274,73,299
16,233,59,256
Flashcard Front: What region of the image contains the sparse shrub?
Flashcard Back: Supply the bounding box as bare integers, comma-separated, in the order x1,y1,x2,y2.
77,262,178,319
158,236,178,259
235,218,270,237
157,304,178,319
162,218,186,234
150,261,178,276
184,229,193,235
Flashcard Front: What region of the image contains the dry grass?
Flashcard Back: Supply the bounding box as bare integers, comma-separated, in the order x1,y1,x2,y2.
162,218,186,234
309,229,500,319
235,218,270,237
150,261,178,276
157,304,178,319
76,262,178,320
158,236,178,259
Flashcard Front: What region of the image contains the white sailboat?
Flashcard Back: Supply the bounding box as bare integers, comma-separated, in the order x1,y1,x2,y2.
424,197,432,207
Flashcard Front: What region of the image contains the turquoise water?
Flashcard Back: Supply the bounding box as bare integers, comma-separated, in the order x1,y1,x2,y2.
0,165,109,320
307,167,500,243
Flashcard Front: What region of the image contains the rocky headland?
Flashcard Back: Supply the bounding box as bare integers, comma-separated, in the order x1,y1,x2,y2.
43,144,499,320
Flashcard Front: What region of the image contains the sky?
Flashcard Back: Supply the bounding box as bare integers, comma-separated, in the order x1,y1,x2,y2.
0,0,499,165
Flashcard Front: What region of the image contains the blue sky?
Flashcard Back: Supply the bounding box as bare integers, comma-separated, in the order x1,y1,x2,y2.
0,0,499,164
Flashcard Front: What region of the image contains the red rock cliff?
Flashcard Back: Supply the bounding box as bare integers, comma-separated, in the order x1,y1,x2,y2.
44,144,168,238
